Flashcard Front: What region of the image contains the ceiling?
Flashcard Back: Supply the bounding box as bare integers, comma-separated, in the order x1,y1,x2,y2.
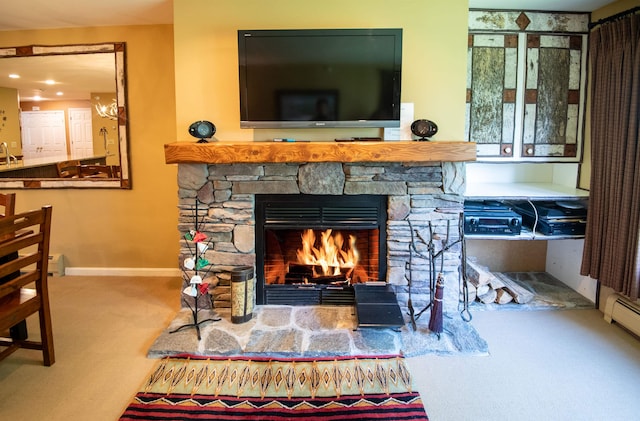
0,1,173,31
0,1,617,32
0,53,116,102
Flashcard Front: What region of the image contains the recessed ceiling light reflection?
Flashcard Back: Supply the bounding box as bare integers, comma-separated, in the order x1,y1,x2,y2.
45,80,55,85
8,74,20,79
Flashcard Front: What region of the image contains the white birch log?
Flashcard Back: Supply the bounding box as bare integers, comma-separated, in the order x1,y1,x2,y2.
495,288,514,304
493,272,535,304
478,289,497,304
466,260,495,286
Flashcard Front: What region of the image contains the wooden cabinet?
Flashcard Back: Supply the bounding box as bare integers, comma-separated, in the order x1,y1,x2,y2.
466,10,589,161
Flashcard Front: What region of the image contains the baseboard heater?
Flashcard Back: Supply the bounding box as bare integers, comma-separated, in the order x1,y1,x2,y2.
20,253,65,276
48,253,65,276
604,293,640,337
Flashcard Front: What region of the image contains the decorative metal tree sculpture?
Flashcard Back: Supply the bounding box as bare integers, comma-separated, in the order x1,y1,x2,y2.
170,199,220,339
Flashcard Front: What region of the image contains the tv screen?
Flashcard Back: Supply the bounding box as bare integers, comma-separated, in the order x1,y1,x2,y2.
238,28,402,129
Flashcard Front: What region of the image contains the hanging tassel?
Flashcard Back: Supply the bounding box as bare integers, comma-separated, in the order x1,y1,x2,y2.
429,273,444,338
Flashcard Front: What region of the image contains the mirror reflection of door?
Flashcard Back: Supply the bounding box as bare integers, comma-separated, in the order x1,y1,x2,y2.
68,108,94,158
20,111,67,159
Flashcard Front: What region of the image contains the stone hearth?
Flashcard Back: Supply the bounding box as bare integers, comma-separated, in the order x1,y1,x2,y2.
147,270,588,358
148,303,490,358
177,159,467,319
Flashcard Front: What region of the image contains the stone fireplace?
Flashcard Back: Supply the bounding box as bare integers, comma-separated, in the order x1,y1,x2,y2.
170,141,475,319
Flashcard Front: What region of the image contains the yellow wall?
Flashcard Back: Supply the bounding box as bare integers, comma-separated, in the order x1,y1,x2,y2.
0,0,469,269
0,25,178,269
0,0,630,270
593,0,640,22
0,87,21,155
173,0,469,142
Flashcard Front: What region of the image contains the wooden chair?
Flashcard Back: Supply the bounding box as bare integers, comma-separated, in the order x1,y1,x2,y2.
0,192,28,341
110,165,121,178
56,159,81,178
77,164,113,178
0,206,55,366
0,192,15,218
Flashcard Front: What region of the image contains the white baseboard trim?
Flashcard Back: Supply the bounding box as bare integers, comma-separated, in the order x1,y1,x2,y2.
64,267,181,277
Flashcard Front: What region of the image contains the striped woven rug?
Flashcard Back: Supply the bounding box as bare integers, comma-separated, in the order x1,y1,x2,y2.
120,354,429,420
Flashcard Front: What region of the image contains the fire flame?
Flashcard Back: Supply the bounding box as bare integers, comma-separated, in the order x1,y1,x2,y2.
296,229,359,276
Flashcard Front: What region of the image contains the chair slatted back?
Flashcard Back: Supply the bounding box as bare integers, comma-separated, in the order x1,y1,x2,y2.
77,164,113,178
56,160,81,178
0,206,54,366
0,193,16,218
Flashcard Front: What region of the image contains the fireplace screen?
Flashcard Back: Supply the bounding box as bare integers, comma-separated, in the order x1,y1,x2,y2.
256,195,387,305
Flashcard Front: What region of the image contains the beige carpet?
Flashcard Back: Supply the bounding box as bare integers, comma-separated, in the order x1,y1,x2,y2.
1,276,640,421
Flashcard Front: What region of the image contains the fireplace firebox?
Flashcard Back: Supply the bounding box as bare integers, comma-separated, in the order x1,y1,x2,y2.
256,195,387,305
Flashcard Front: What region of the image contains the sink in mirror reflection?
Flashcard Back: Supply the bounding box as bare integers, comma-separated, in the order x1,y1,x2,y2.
0,43,130,188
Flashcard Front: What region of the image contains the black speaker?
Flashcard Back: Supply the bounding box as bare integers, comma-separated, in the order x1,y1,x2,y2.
188,120,216,143
411,119,438,141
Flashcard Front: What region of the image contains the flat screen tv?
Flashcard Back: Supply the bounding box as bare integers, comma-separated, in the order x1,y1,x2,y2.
238,28,403,129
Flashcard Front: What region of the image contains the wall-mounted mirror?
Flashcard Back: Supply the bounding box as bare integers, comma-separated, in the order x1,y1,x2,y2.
0,43,130,188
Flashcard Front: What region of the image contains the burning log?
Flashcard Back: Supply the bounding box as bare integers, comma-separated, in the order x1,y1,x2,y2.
285,263,348,285
288,263,315,276
268,227,372,287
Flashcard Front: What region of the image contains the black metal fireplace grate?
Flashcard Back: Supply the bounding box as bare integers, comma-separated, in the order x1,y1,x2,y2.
264,206,382,228
265,285,355,306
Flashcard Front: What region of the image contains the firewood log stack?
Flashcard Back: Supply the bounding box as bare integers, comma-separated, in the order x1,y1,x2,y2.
464,260,534,305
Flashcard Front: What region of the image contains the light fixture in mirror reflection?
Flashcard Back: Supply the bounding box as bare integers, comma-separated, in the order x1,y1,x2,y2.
95,98,119,121
0,43,130,189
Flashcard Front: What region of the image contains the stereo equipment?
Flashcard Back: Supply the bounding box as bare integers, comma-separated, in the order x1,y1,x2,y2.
464,212,522,235
512,201,587,236
464,200,522,235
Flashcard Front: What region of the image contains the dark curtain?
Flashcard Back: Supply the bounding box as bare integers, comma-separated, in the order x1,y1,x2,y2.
581,12,640,300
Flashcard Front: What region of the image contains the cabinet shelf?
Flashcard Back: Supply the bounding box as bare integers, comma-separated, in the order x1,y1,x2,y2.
464,183,588,241
465,227,585,241
465,182,589,200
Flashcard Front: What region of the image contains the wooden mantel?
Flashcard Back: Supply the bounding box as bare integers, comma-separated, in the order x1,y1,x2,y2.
164,140,476,164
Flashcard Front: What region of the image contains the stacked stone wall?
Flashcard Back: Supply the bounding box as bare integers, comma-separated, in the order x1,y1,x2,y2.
177,161,466,318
